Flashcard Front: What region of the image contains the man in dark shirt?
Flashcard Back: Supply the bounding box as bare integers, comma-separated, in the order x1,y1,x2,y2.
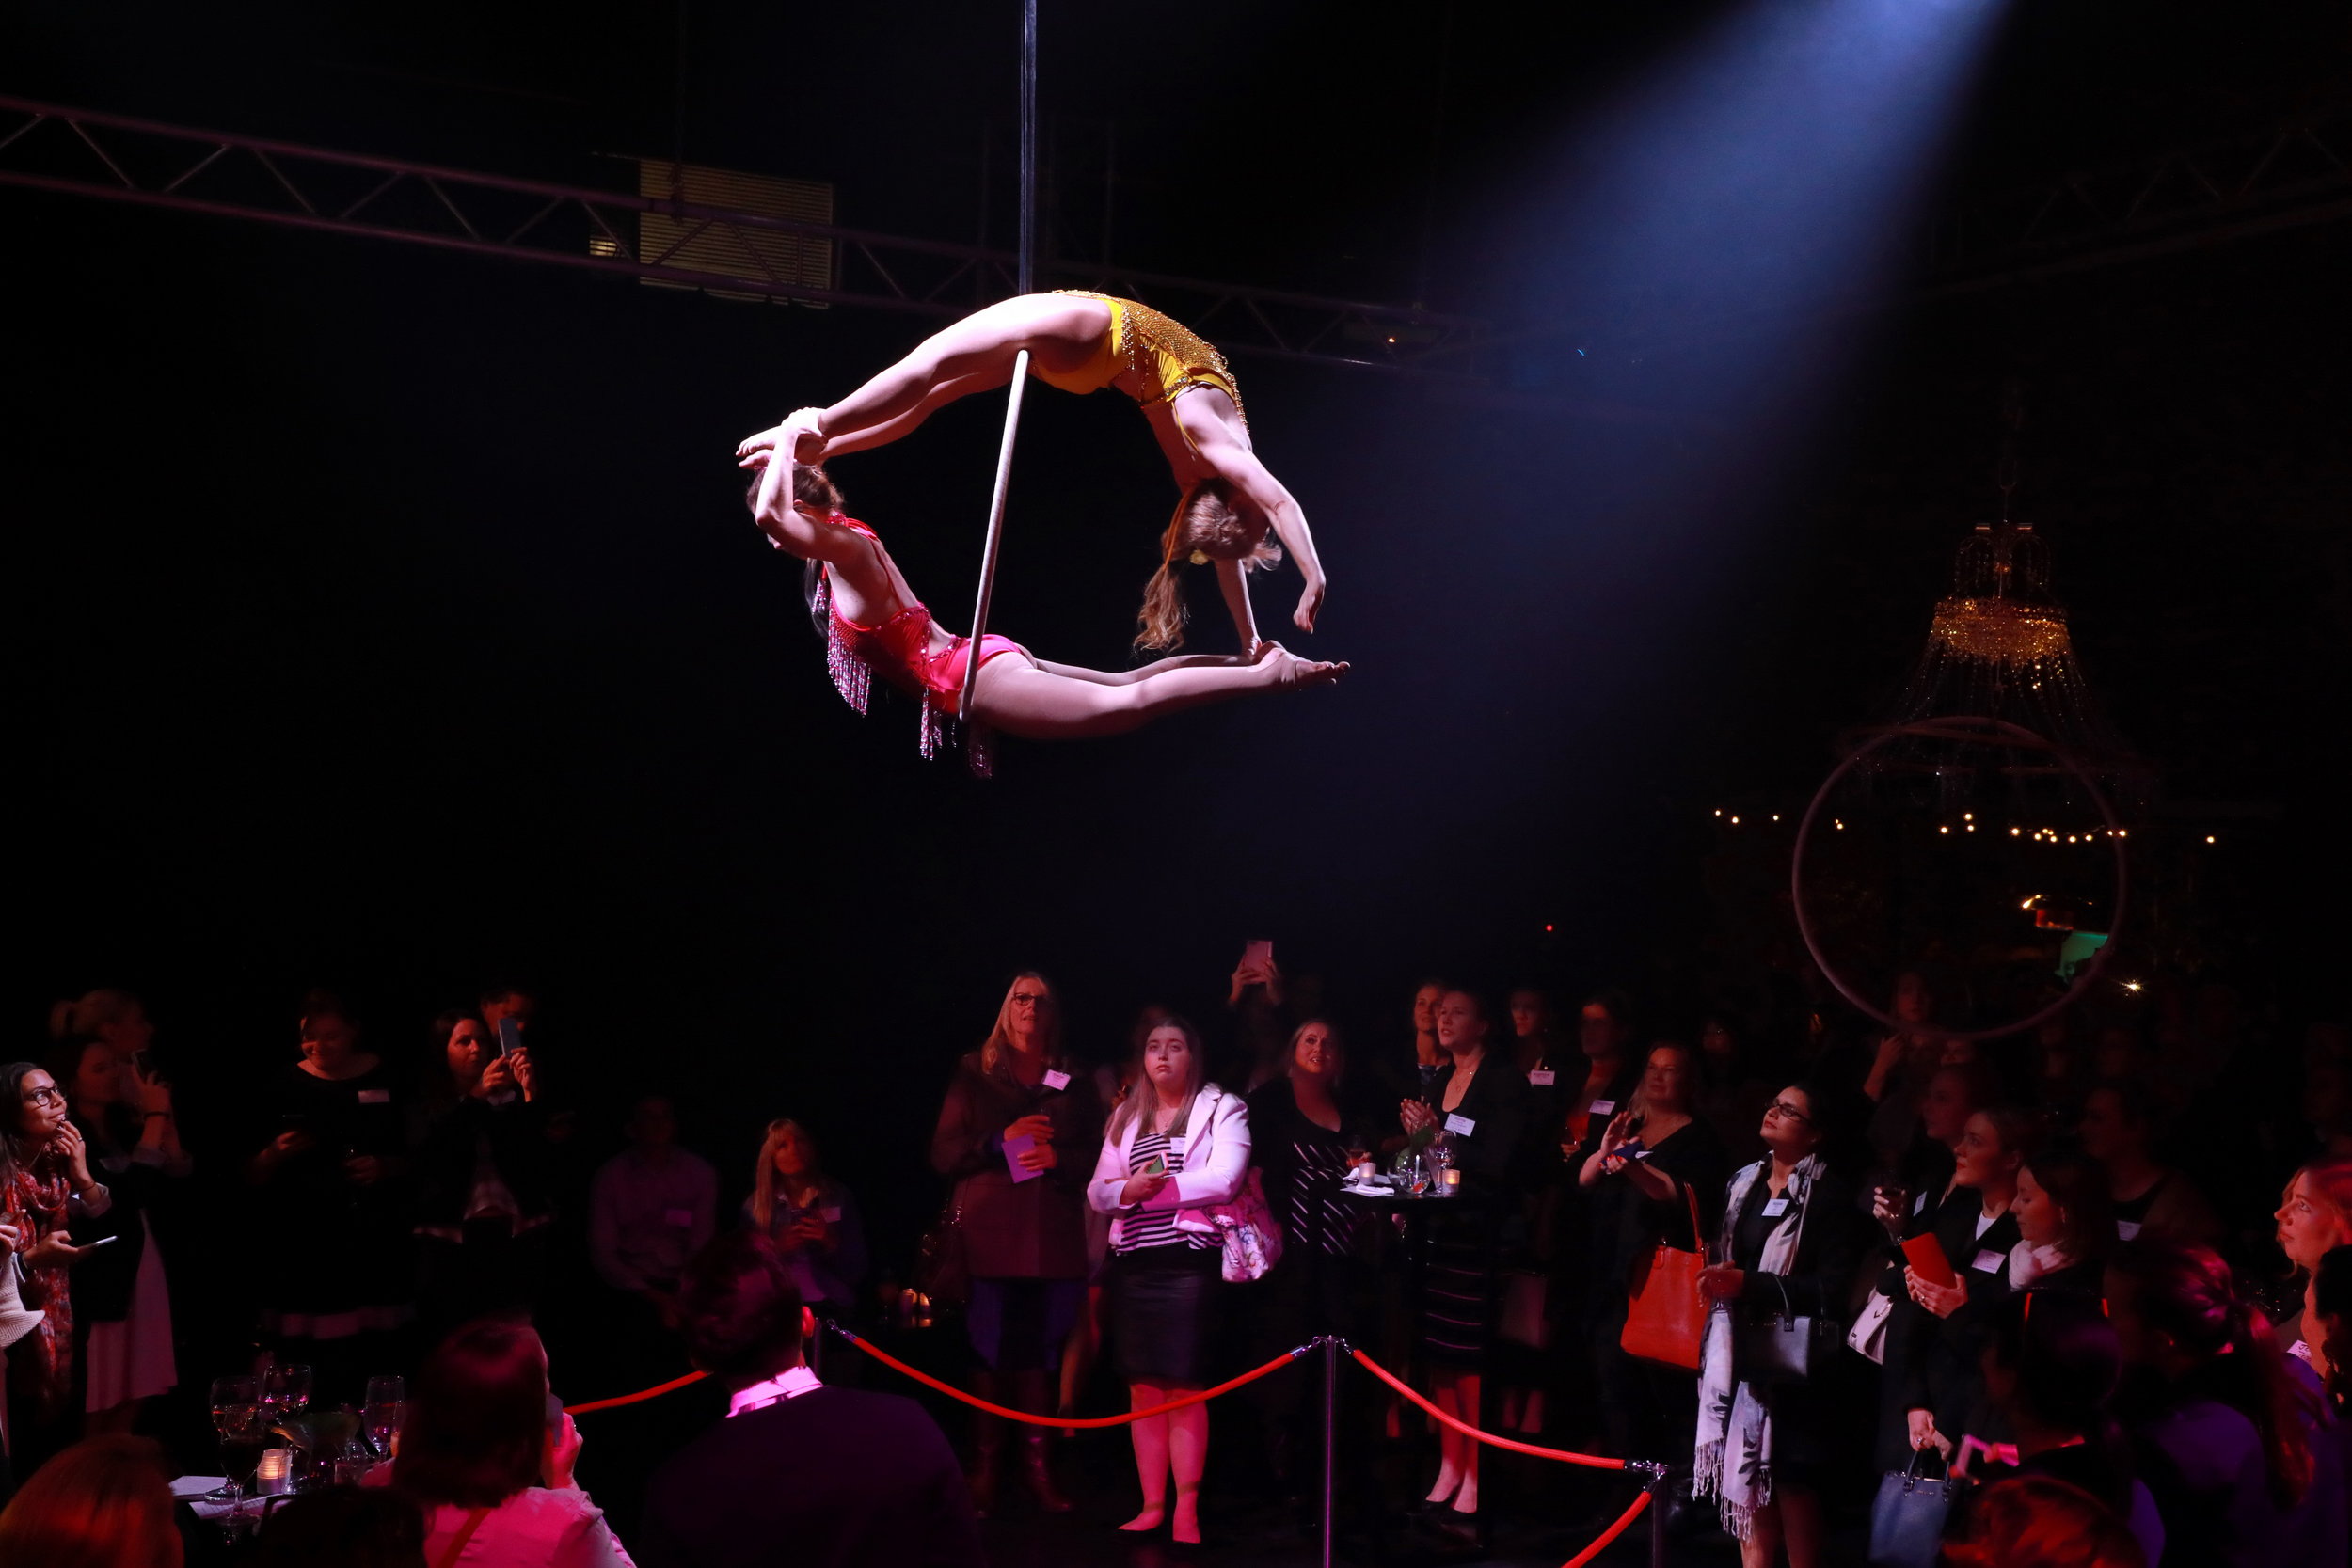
637,1232,982,1568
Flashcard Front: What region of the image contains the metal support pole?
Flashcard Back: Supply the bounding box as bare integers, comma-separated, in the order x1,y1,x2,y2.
1321,1336,1338,1568
957,0,1037,721
1017,0,1036,295
959,349,1028,719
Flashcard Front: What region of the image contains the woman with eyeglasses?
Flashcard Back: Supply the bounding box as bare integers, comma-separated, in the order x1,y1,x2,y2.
930,972,1102,1517
745,1118,868,1325
1894,1106,2035,1468
1,1060,112,1475
1692,1082,1866,1568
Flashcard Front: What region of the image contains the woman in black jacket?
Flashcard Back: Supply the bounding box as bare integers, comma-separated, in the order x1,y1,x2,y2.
410,1009,554,1338
1395,990,1535,1540
1895,1105,2034,1465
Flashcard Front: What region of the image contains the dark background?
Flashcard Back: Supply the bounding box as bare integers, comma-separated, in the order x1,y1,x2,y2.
6,0,2348,1253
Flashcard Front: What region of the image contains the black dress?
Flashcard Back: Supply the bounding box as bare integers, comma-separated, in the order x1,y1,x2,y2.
1416,1057,1536,1370
255,1060,413,1344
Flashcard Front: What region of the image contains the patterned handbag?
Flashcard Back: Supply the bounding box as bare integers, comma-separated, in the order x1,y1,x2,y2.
1200,1168,1285,1284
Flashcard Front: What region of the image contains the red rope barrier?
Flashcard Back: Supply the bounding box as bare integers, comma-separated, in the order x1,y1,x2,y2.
1560,1486,1654,1568
836,1329,1301,1427
1348,1349,1628,1470
564,1370,708,1416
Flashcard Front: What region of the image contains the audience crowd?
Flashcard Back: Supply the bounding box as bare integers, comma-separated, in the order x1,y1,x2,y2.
1,963,2348,1568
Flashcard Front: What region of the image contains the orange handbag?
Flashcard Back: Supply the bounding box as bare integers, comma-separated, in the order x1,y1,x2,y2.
1620,1181,1708,1371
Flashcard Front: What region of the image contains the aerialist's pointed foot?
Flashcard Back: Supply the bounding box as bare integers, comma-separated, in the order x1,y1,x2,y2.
1259,642,1347,690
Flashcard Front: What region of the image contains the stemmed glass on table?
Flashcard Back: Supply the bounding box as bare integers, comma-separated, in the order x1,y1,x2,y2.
364,1374,406,1461
262,1361,313,1419
208,1375,264,1499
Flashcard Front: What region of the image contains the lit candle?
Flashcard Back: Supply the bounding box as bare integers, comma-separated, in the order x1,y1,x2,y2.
1440,1168,1463,1196
256,1449,294,1495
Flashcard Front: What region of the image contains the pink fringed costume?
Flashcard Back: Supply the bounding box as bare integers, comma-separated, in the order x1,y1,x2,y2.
814,515,1029,776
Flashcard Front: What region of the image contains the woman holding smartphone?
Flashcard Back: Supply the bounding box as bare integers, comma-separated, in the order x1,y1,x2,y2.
1088,1011,1251,1545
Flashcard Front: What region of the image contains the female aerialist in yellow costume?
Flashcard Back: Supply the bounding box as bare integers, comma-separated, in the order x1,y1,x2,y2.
733,292,1327,657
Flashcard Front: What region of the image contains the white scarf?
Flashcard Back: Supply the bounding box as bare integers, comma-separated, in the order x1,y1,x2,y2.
2007,1238,2074,1287
1694,1153,1823,1542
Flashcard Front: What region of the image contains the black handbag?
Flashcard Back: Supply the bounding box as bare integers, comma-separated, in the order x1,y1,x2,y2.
1867,1449,1963,1567
1736,1274,1836,1386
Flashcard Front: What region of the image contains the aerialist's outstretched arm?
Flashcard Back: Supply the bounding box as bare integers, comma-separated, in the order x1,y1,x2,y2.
1178,400,1327,636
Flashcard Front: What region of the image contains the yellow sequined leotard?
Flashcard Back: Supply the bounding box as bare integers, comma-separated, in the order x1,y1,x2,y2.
1036,291,1245,422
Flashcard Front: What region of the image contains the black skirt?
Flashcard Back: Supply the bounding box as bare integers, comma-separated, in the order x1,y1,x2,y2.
1110,1243,1224,1386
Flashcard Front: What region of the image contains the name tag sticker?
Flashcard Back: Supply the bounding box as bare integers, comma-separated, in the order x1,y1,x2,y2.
2116,1219,2142,1241
1763,1196,1790,1217
1168,1134,1188,1156
663,1208,694,1228
358,1089,391,1104
1444,1113,1476,1137
1588,1100,1616,1117
1972,1249,2006,1274
1528,1069,1556,1086
1914,1191,1930,1215
1041,1069,1071,1091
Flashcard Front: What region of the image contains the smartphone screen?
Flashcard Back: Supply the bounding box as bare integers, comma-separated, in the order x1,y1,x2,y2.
495,1017,525,1058
1243,939,1274,970
1143,1154,1168,1177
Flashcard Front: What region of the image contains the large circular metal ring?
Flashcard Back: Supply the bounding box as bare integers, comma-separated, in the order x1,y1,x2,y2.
1789,715,2130,1044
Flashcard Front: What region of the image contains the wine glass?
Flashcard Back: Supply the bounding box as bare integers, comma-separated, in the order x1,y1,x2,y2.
263,1362,313,1418
363,1374,406,1459
208,1375,262,1497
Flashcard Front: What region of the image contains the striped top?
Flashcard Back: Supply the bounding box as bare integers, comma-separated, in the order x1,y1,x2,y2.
1116,1131,1211,1253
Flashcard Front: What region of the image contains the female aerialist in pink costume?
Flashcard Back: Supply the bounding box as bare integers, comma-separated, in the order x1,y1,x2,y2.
744,449,1343,770
735,291,1326,655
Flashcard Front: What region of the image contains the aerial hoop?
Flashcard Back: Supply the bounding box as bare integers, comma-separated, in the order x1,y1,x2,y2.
955,0,1039,735
1789,715,2130,1043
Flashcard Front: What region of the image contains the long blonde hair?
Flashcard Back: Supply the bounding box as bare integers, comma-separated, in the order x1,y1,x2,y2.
1133,479,1282,652
749,1117,820,1235
1106,1009,1207,1144
980,972,1063,1074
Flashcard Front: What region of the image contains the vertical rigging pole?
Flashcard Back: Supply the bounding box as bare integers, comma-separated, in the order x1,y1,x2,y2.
959,0,1038,731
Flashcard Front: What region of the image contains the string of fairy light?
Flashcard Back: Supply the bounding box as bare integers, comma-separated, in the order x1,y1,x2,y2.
1708,807,2218,848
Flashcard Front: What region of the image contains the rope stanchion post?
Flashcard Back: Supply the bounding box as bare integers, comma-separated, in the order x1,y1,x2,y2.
1631,1459,1671,1568
1317,1335,1336,1568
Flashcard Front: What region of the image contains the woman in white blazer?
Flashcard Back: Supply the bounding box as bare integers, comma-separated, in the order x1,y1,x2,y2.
1086,1010,1250,1545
